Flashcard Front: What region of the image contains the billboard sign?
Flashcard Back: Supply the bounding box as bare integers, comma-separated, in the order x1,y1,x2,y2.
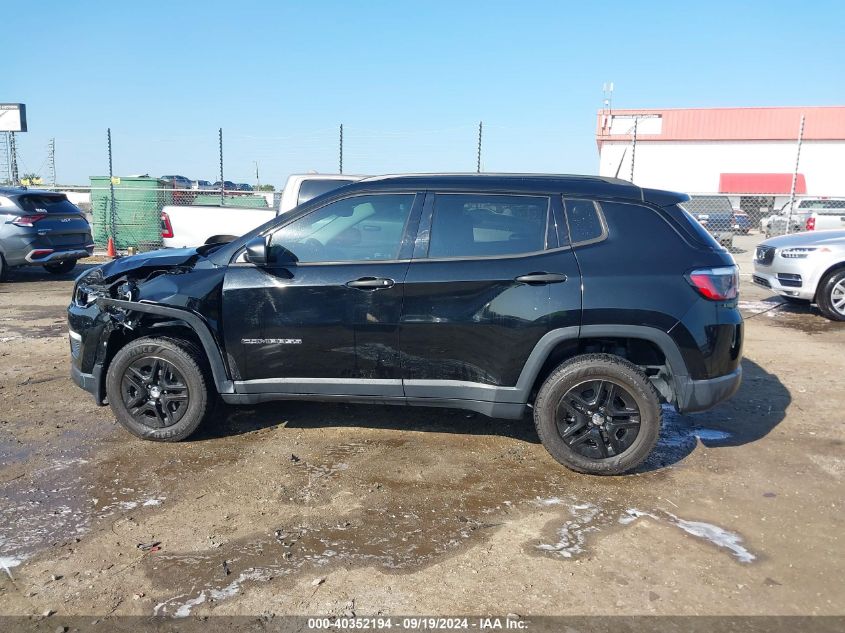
0,104,27,132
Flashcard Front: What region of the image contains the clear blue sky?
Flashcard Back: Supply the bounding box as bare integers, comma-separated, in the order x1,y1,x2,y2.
6,0,845,187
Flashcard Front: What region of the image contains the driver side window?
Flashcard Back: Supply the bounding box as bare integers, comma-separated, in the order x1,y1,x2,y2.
268,194,415,263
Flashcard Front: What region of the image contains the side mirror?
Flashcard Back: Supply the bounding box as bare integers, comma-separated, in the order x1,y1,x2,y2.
244,236,268,266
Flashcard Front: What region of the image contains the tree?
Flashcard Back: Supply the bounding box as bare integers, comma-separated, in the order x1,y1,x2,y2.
21,173,43,185
258,184,275,192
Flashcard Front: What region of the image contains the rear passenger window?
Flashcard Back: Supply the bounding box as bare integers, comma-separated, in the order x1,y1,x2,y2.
428,194,549,258
564,199,604,244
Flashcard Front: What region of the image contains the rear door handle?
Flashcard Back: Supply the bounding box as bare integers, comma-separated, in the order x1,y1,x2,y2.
515,272,568,285
346,277,395,289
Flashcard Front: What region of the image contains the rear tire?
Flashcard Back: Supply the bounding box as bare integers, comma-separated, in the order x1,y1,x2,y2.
533,354,661,475
43,259,77,274
0,254,6,281
106,337,214,441
817,269,845,322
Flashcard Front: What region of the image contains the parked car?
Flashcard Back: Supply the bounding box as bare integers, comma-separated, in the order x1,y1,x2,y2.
211,180,238,191
69,174,742,475
0,187,94,280
799,198,845,232
235,183,254,192
680,195,734,248
752,229,845,320
765,201,815,237
191,180,214,191
160,175,193,190
732,210,751,234
162,174,362,247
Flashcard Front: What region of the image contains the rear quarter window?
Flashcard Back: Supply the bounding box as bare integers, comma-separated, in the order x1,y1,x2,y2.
602,201,717,256
563,199,605,244
673,203,724,249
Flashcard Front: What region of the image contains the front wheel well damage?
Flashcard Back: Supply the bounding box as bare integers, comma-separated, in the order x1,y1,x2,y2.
100,313,218,398
530,336,674,404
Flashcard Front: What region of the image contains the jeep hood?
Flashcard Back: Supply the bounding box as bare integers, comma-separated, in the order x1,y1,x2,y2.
95,247,203,282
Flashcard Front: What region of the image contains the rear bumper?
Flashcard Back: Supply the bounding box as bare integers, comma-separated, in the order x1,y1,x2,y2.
25,247,94,264
676,366,742,413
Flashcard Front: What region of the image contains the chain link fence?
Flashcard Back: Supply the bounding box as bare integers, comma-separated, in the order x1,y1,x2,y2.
29,185,844,254
35,183,276,251
680,193,845,250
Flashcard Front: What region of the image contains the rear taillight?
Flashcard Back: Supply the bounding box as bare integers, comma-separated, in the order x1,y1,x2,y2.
161,211,174,239
687,266,739,301
806,216,815,231
12,213,47,227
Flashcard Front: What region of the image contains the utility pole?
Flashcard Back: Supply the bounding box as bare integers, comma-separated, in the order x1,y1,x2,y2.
629,118,639,183
338,123,344,174
476,121,483,173
9,132,18,185
218,128,224,205
107,128,116,241
0,132,10,184
784,114,805,235
254,160,260,190
48,138,56,186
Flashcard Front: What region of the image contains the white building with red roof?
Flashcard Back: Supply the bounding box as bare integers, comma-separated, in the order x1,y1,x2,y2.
595,106,845,211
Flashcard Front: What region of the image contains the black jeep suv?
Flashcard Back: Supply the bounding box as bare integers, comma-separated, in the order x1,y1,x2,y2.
69,174,742,475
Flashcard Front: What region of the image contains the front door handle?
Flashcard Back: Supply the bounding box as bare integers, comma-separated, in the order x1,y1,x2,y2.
515,272,568,285
346,277,395,289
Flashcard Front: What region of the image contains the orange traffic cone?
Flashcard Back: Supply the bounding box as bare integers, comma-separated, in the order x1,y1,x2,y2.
106,236,116,258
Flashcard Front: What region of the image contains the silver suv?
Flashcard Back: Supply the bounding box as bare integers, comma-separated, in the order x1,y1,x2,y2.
752,229,845,321
0,188,94,280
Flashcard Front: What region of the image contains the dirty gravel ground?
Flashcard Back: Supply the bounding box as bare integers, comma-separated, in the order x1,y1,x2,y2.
0,235,843,620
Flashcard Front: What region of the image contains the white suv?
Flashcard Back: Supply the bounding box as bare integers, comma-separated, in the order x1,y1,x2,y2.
753,229,845,320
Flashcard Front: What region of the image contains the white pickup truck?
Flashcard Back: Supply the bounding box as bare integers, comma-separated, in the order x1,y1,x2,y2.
767,198,845,236
802,198,845,232
161,174,363,247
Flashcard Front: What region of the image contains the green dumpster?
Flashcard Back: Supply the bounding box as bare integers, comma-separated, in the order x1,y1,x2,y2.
90,176,173,251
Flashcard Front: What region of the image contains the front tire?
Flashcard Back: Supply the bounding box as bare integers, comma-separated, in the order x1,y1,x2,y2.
533,354,661,475
106,337,214,441
0,253,7,281
43,259,77,274
817,269,845,322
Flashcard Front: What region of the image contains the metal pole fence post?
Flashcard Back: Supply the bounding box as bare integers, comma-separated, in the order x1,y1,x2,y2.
784,114,805,235
629,118,638,183
219,128,224,206
48,138,56,186
477,121,483,173
9,132,18,185
107,128,116,242
339,124,343,175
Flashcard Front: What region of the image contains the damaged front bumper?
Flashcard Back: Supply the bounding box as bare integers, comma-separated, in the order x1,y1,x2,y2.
68,266,115,405
70,359,106,405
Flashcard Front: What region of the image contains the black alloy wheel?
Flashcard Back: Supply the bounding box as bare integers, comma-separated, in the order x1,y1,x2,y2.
555,379,641,459
121,356,190,428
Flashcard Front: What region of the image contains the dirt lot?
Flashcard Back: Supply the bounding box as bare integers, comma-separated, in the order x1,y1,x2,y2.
1,232,843,620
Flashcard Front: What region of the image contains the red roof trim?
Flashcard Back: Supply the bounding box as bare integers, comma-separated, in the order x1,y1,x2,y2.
719,173,807,195
596,106,845,146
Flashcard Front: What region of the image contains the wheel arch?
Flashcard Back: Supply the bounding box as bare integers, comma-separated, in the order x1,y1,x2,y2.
519,325,688,404
97,298,234,394
814,260,845,301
